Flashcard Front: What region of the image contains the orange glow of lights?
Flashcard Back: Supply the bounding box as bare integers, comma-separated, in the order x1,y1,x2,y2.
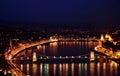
105,34,109,39
0,69,2,72
37,45,42,49
108,36,113,41
117,52,120,57
33,52,37,62
90,51,95,61
105,34,113,41
50,37,58,42
100,34,104,41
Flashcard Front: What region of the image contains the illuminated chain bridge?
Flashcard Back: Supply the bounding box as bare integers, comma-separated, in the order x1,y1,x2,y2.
4,37,100,76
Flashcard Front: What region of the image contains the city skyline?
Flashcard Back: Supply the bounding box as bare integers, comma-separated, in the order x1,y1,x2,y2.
1,1,120,76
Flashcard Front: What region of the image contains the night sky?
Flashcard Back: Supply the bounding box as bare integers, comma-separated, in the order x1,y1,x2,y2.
0,0,120,27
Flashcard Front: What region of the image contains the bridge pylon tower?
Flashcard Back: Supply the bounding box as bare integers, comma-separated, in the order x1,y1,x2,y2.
90,51,95,61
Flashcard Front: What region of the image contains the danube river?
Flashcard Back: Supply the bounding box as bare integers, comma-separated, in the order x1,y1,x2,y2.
13,41,120,76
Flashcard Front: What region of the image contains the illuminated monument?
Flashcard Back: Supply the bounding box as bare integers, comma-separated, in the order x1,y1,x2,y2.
95,33,120,60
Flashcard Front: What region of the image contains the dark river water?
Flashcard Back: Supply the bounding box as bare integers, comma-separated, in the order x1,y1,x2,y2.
13,41,120,76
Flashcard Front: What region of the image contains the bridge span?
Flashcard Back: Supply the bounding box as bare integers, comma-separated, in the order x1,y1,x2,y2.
5,38,99,60
4,38,99,76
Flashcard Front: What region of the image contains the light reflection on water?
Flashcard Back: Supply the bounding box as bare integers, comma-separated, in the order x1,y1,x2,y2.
16,61,120,76
14,41,120,76
40,63,43,76
97,62,100,76
53,64,56,76
32,63,37,76
27,64,29,75
15,41,98,57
